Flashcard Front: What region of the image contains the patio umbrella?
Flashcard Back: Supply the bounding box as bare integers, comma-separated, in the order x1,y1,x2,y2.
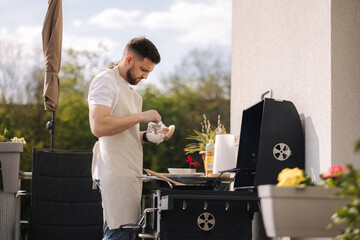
42,0,63,148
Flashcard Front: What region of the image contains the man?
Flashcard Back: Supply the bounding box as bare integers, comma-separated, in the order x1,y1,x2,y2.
88,37,167,240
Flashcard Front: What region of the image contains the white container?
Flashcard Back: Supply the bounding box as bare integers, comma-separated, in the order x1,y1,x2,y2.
0,142,23,240
0,142,23,193
213,134,237,173
167,168,196,174
258,184,348,238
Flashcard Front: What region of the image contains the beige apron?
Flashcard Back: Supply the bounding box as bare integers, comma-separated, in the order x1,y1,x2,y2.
92,68,143,230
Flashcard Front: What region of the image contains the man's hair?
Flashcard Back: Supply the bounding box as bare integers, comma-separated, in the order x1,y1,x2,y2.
125,37,161,64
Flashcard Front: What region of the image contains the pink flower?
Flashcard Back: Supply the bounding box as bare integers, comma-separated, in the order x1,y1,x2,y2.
322,164,350,178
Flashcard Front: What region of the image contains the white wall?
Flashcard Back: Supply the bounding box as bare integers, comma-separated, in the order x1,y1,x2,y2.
331,0,360,167
231,0,360,185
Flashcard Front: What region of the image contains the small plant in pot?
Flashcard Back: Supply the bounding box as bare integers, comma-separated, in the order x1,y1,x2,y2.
273,139,360,240
0,128,26,144
183,114,226,164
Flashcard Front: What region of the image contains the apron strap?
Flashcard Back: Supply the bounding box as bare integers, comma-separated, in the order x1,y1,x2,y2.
92,141,100,189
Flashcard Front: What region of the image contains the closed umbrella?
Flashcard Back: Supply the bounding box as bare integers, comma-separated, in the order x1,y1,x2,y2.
42,0,63,148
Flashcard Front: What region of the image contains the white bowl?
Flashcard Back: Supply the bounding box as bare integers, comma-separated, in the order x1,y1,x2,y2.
168,168,196,174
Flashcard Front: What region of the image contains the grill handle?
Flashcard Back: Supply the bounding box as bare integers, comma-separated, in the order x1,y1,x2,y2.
261,89,273,100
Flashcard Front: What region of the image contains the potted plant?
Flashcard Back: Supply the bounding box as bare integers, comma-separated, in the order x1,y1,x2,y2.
0,128,26,193
184,114,226,163
327,164,360,240
258,163,360,239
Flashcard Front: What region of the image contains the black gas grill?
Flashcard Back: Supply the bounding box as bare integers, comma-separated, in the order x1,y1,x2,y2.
234,97,304,189
126,96,304,239
149,189,256,240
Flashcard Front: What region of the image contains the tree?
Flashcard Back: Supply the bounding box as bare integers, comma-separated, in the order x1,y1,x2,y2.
0,45,230,219
54,47,110,150
0,39,43,104
0,40,25,102
0,46,109,221
140,48,231,173
165,47,231,100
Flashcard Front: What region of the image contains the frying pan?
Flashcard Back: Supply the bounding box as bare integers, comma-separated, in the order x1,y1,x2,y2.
144,169,216,190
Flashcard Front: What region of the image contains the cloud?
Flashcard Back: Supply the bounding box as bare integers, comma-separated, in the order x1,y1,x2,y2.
0,25,41,44
88,8,142,29
0,28,10,41
0,25,43,60
72,20,84,28
0,25,43,77
80,0,231,46
15,25,42,42
0,0,12,6
141,0,231,46
63,34,118,53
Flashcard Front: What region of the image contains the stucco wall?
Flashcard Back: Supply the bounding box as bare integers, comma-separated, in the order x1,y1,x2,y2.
231,0,360,184
331,0,360,167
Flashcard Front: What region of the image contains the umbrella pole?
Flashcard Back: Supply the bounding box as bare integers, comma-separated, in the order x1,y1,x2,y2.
51,111,56,149
46,111,56,149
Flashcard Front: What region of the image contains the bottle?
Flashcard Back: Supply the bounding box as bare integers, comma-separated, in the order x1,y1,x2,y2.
205,139,215,176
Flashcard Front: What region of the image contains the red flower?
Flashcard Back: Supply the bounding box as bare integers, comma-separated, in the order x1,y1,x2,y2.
192,162,201,167
186,155,193,164
322,164,350,178
186,155,201,168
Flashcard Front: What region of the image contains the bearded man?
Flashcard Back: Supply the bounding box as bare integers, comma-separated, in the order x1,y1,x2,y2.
88,37,167,240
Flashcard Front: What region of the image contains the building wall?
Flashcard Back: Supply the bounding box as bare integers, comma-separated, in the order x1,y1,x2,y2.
231,0,360,184
331,0,360,167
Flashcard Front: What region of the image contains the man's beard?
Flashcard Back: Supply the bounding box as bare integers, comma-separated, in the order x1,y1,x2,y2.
126,66,140,85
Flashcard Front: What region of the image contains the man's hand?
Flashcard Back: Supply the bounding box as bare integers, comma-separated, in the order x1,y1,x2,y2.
140,110,161,124
89,105,162,138
145,124,175,145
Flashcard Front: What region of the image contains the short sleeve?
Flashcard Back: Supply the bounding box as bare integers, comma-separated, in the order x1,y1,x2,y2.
88,76,117,109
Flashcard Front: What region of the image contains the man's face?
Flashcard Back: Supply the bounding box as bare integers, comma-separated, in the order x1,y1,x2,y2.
126,57,156,85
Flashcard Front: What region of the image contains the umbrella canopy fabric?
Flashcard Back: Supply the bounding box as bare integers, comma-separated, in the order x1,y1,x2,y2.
42,0,63,111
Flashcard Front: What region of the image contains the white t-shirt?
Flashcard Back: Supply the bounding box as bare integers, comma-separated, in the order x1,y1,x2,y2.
88,67,130,114
88,67,130,179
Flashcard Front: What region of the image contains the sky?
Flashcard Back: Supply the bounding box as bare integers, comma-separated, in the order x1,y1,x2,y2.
0,0,232,83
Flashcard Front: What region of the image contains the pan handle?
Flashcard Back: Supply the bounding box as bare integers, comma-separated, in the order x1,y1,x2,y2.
139,175,174,188
144,169,185,186
261,89,273,100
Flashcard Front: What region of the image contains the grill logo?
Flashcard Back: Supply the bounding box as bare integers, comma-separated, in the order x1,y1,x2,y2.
273,143,291,161
197,212,215,231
